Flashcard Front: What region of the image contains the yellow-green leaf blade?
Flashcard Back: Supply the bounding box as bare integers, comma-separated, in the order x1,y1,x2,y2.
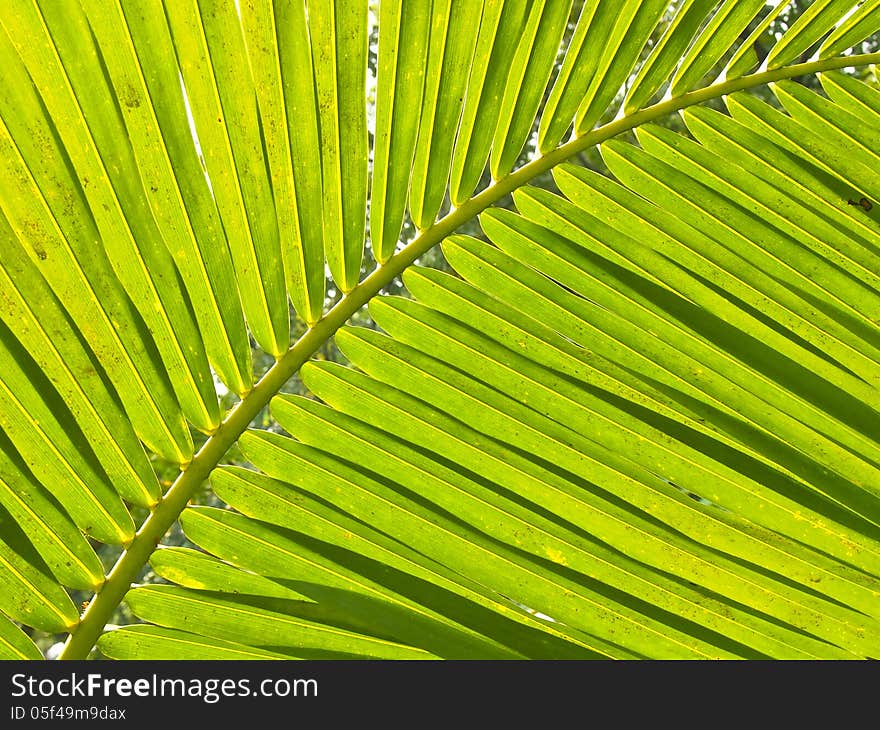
409,0,482,230
109,0,254,395
370,0,432,262
449,0,529,205
164,0,288,356
624,0,718,114
766,0,858,70
241,0,325,326
310,0,369,292
98,625,293,660
819,0,880,59
0,435,104,592
670,0,765,96
126,584,436,659
573,0,667,135
0,615,43,660
0,504,79,634
491,0,571,177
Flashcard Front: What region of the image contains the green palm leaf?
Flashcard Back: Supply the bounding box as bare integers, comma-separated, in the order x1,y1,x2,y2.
0,0,878,660
0,615,43,660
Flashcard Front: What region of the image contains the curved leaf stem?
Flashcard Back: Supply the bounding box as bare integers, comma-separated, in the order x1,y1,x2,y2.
58,51,880,660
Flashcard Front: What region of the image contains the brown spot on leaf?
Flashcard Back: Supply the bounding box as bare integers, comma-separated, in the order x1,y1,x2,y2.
122,84,141,109
848,197,873,211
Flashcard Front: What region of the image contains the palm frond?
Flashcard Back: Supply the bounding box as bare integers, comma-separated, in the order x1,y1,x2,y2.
0,0,877,659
